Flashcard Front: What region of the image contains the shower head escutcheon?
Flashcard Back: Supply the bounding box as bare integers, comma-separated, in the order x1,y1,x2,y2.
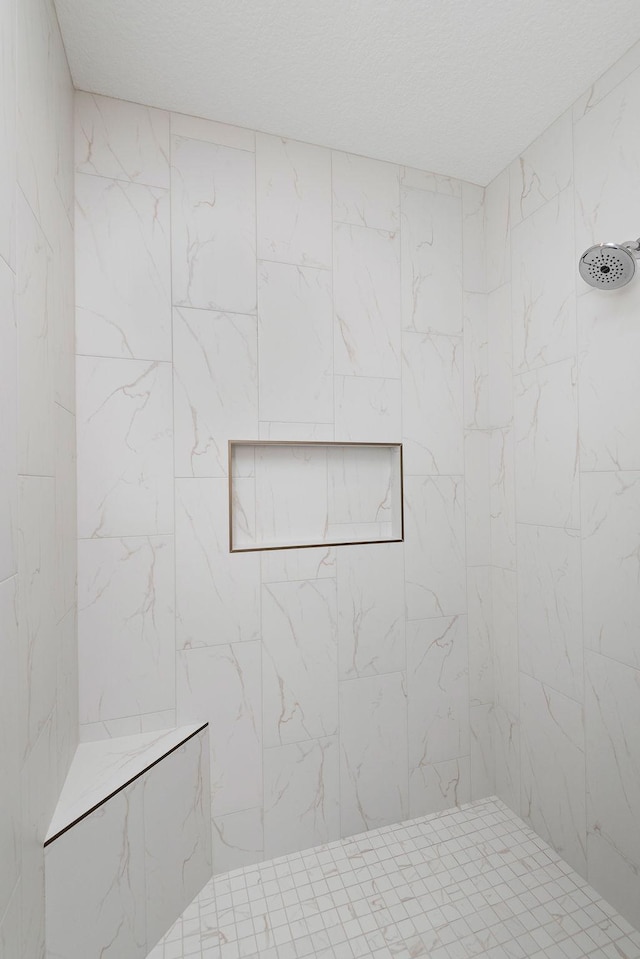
579,238,640,289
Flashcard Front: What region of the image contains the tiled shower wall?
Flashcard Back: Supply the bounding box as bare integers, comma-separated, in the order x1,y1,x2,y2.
74,92,493,869
0,0,77,954
485,39,640,928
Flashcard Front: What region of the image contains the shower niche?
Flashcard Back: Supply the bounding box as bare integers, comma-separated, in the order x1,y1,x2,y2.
229,440,404,552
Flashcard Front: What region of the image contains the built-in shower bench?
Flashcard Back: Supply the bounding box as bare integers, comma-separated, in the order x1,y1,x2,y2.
44,723,212,959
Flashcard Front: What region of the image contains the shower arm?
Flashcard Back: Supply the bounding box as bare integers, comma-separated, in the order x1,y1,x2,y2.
621,238,640,257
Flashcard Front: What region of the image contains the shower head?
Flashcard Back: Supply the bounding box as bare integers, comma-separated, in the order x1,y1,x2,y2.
579,239,640,289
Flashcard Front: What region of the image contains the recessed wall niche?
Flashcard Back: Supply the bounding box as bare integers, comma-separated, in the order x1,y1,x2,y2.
229,441,404,552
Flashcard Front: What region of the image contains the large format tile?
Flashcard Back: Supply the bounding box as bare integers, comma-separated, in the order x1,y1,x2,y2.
510,111,572,226
262,579,338,747
464,429,490,567
484,167,511,293
0,577,19,921
334,375,401,442
258,261,333,423
173,307,258,477
54,403,76,623
78,536,175,725
0,0,15,269
333,221,401,379
211,807,263,874
470,704,494,801
0,257,16,583
170,112,255,152
76,356,173,538
487,283,513,429
489,426,516,571
75,173,171,360
493,705,520,815
171,135,255,313
264,737,340,859
400,188,462,335
467,566,493,708
339,672,408,836
177,644,261,819
332,152,399,232
261,545,336,584
461,181,485,295
463,293,489,429
491,567,518,717
256,134,331,269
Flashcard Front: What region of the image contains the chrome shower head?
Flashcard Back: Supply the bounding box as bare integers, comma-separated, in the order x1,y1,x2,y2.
579,239,640,290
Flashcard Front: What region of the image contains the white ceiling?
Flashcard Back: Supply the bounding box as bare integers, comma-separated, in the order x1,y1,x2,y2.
54,0,640,186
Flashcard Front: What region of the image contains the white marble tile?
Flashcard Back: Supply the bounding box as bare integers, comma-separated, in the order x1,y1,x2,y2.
489,427,516,571
51,190,75,413
401,167,462,196
493,705,520,815
262,579,338,747
511,188,576,373
0,0,15,269
74,92,170,186
463,293,489,429
0,883,20,959
410,757,471,818
16,188,53,477
171,135,255,312
212,807,263,874
175,478,260,646
491,567,518,717
581,471,640,671
510,111,573,226
337,542,404,679
467,566,493,707
0,577,19,921
518,524,583,702
333,221,401,378
143,730,212,949
326,443,401,542
261,546,336,584
264,737,340,859
170,112,254,151
464,429,490,567
461,182,485,294
487,283,513,429
18,476,55,759
258,260,333,423
514,358,580,529
520,673,586,876
258,421,334,441
573,39,640,122
54,404,76,624
55,607,78,789
45,782,147,959
578,286,640,471
470,704,494,801
332,152,399,232
177,644,261,818
0,257,16,583
402,332,463,475
76,356,173,538
339,672,408,836
407,616,469,801
404,475,466,620
77,535,174,725
79,710,175,743
252,444,329,550
574,77,640,256
485,167,511,292
400,188,462,335
586,651,640,928
173,307,258,477
256,133,331,269
75,173,171,360
334,375,401,443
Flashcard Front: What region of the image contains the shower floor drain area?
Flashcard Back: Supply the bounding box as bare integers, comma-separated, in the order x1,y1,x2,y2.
148,797,640,959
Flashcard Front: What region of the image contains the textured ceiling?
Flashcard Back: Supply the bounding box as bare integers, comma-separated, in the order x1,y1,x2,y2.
54,0,640,185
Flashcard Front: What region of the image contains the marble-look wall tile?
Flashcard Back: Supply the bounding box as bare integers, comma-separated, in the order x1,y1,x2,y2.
517,524,583,701
332,152,399,232
334,375,401,442
581,471,640,671
467,566,493,707
461,182,485,294
491,567,518,717
407,616,469,813
0,257,16,583
400,188,462,335
251,444,328,550
75,173,171,360
464,429,490,567
489,427,516,571
493,705,520,815
56,607,78,786
0,883,20,959
258,421,334,441
170,112,255,151
75,92,170,187
514,358,579,529
485,167,511,292
339,672,408,836
171,135,255,313
264,737,340,859
520,673,586,876
262,579,337,747
333,221,401,378
578,287,640,471
337,543,404,679
76,356,173,538
586,651,640,927
54,404,77,622
52,192,75,414
402,332,463,475
0,577,19,920
572,40,640,124
510,111,573,226
401,167,462,196
404,475,466,620
258,261,333,423
177,643,261,818
175,478,260,646
212,807,263,874
511,188,576,373
0,0,15,269
78,536,175,725
173,307,258,477
470,704,494,801
487,283,513,429
256,134,331,269
411,757,470,817
463,293,489,429
261,546,336,584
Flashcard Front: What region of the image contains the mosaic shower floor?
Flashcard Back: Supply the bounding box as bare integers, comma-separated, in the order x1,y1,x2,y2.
148,797,640,959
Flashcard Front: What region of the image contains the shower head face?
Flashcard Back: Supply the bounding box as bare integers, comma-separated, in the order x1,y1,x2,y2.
579,243,636,289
